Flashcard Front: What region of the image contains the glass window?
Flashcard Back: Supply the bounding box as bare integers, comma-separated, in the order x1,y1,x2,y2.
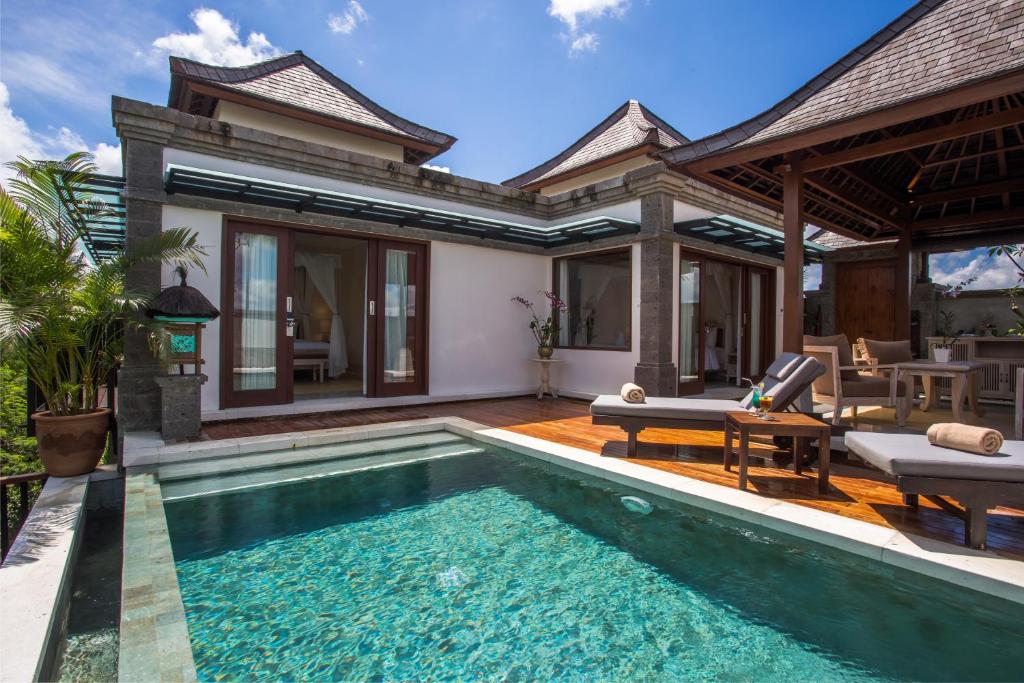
555,249,631,349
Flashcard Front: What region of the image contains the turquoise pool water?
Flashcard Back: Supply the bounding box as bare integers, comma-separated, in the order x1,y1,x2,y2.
164,437,1023,682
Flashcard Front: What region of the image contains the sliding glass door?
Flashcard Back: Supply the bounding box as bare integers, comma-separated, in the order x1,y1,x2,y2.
222,222,292,408
368,240,428,397
679,251,775,396
679,258,704,395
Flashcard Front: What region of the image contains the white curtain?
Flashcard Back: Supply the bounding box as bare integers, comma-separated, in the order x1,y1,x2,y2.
679,267,699,380
237,233,278,391
294,267,315,340
384,251,409,380
574,266,618,346
295,251,348,378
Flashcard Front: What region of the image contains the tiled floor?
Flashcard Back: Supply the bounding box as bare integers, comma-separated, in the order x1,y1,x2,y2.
201,396,1024,560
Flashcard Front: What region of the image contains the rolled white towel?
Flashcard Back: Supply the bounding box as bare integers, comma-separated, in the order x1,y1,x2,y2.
621,383,646,404
926,422,1004,456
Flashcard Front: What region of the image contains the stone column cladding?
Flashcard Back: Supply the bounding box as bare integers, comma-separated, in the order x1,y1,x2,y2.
154,374,208,441
117,138,168,437
634,191,677,397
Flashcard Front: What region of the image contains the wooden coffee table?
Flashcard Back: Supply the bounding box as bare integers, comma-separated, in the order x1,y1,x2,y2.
724,411,832,493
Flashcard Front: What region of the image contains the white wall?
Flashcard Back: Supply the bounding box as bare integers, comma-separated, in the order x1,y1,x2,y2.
215,101,405,162
539,157,658,196
428,242,548,396
160,206,225,411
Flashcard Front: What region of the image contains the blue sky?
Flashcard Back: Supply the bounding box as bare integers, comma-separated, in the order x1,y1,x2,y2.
2,0,1018,288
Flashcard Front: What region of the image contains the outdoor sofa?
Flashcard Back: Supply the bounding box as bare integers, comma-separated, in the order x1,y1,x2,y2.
845,431,1024,550
590,352,825,457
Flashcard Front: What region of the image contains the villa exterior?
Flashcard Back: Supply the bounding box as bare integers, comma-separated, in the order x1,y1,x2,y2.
113,52,803,433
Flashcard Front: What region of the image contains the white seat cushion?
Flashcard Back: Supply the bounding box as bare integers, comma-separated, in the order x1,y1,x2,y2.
590,395,744,422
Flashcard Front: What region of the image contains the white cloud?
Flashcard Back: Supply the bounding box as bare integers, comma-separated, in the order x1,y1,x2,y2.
0,82,43,178
329,1,369,35
548,0,628,55
1,52,106,109
421,163,451,174
0,82,121,180
152,8,282,66
569,32,599,54
931,249,1024,291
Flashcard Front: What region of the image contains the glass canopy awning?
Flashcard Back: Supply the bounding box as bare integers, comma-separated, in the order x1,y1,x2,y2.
78,174,126,263
674,215,830,262
163,165,641,248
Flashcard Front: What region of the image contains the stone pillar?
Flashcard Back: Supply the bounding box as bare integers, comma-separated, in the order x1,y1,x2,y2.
117,138,167,435
634,192,677,397
154,375,208,441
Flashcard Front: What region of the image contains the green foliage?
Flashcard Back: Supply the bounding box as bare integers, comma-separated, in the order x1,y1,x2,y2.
0,153,207,416
1,357,39,475
986,244,1024,336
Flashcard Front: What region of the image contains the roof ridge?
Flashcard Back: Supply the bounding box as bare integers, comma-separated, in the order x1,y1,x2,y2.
502,99,688,189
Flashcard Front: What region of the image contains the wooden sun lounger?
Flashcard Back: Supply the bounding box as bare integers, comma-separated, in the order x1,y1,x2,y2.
845,432,1024,550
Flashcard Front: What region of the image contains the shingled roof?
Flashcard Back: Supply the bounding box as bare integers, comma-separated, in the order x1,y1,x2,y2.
168,52,456,164
503,100,688,191
661,0,1024,166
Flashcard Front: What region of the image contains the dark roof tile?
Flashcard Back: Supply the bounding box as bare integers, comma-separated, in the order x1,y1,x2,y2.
168,52,456,151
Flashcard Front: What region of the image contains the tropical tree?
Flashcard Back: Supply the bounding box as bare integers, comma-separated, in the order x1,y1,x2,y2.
987,244,1024,336
0,152,206,417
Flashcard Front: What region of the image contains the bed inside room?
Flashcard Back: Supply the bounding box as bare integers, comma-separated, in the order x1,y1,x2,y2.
293,233,367,399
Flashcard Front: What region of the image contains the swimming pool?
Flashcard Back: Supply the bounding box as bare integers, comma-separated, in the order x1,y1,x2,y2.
162,434,1022,681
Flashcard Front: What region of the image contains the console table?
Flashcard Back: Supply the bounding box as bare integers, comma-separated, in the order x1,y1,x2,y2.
925,336,1024,401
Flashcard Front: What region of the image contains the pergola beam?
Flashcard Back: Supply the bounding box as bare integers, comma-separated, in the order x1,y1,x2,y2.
804,173,902,229
910,177,1024,206
801,107,1024,172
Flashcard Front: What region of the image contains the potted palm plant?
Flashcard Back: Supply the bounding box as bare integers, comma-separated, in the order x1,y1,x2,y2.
0,153,206,476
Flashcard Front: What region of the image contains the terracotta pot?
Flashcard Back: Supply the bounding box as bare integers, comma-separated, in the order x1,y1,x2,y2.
31,408,111,477
537,345,554,359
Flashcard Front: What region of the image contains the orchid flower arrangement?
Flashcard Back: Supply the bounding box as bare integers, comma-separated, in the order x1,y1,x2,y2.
512,291,568,348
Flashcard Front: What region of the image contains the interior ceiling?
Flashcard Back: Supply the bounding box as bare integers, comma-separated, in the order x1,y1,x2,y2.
689,91,1024,243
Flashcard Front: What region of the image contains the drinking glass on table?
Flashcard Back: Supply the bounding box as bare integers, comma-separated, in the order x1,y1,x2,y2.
758,393,774,419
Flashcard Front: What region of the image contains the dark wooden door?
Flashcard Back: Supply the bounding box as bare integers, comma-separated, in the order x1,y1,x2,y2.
368,240,429,397
836,259,897,341
221,221,293,409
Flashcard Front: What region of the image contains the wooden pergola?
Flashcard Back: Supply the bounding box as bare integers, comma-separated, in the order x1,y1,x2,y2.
662,0,1024,352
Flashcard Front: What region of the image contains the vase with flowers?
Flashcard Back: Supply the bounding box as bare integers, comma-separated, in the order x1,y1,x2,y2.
512,291,568,359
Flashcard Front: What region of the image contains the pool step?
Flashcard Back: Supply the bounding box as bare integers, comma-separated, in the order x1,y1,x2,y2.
159,433,482,501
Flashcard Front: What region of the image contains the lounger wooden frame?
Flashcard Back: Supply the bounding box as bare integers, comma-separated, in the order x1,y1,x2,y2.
896,476,1023,550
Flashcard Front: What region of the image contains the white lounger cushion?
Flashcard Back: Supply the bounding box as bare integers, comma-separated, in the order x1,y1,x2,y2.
590,396,744,422
845,432,1024,482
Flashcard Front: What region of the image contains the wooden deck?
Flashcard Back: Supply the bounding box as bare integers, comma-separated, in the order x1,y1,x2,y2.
201,397,1024,560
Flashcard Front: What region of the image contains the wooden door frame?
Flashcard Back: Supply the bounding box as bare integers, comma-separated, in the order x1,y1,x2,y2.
367,239,430,398
220,219,294,409
219,214,431,407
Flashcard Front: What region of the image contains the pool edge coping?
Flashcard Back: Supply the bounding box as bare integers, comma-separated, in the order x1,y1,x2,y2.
118,416,1024,679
